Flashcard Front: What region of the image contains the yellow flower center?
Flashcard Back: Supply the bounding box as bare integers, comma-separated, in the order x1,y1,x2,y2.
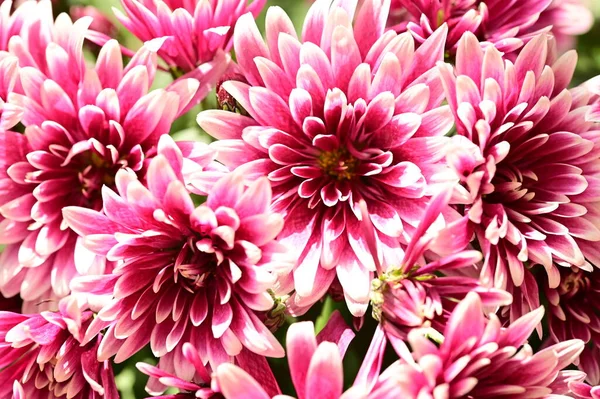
318,148,358,181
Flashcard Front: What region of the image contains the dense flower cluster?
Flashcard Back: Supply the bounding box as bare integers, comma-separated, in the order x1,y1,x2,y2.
0,0,600,397
389,0,593,54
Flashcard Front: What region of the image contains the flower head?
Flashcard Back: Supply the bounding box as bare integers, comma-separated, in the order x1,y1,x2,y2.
0,299,118,399
372,292,585,398
0,15,200,306
391,0,591,54
113,0,263,82
366,189,512,342
439,32,600,319
64,135,292,381
0,0,47,51
214,312,355,399
0,0,52,130
545,267,600,385
198,0,454,316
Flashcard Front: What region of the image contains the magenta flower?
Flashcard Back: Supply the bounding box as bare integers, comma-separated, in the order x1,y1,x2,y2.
391,0,591,54
63,134,292,380
0,0,46,50
439,32,600,320
0,0,51,130
112,0,264,79
214,312,355,399
371,292,585,398
545,267,600,385
0,299,118,399
367,189,512,343
0,14,201,307
198,0,454,316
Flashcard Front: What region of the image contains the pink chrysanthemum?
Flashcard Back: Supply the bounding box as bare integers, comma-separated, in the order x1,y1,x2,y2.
112,0,264,78
545,267,600,385
214,313,356,399
0,0,44,50
367,189,512,342
0,0,51,130
198,0,455,316
390,0,591,54
63,135,292,383
439,32,600,321
0,299,118,399
371,292,585,398
0,14,200,306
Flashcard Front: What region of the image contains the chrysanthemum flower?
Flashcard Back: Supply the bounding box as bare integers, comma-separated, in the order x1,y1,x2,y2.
439,32,600,320
545,267,600,385
390,0,591,54
198,0,454,316
113,0,264,78
367,189,512,342
0,0,44,50
0,14,201,306
63,135,292,382
0,0,51,130
371,292,585,398
214,313,355,399
0,299,118,399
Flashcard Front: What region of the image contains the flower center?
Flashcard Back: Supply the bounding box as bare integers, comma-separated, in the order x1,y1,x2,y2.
559,269,589,298
175,239,219,293
483,163,533,205
318,148,358,181
78,151,120,199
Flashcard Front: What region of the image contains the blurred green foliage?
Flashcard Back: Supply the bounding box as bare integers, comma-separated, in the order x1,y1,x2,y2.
59,0,600,396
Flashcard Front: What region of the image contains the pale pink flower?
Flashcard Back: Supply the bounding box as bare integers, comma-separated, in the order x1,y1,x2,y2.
214,312,356,399
545,267,600,385
111,0,264,88
390,0,590,54
198,0,454,316
0,15,200,306
0,299,118,399
63,135,292,382
371,292,585,398
439,32,600,321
